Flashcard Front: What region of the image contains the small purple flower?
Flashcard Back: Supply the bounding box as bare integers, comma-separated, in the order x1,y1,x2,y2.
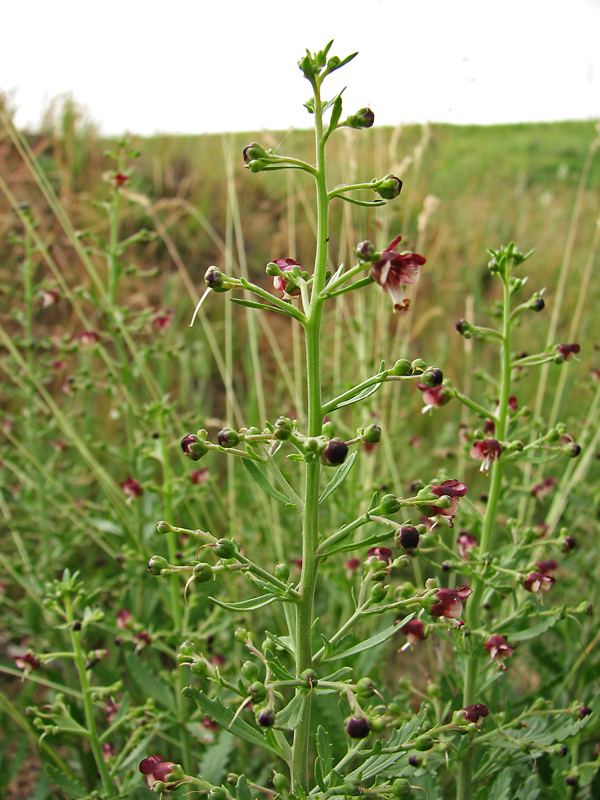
190,468,210,485
485,635,515,670
531,477,557,499
272,258,302,296
14,652,41,672
139,754,180,789
180,434,208,461
536,559,558,576
120,477,143,501
524,571,555,593
417,383,451,413
470,439,502,474
457,532,478,560
424,480,468,527
398,525,420,550
431,585,472,625
556,343,581,361
41,289,60,307
369,236,426,313
321,439,348,466
561,535,576,553
462,704,489,723
367,547,393,565
346,716,371,739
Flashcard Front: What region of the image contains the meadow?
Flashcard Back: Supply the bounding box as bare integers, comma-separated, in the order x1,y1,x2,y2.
0,67,599,800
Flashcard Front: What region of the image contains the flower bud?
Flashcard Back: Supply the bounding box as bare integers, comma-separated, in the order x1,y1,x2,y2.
274,416,293,441
363,424,381,444
156,520,173,534
411,358,426,372
190,660,209,677
376,175,402,200
205,266,229,293
255,707,275,727
561,535,576,553
345,716,371,739
148,555,169,575
379,494,400,514
248,682,267,702
455,319,471,336
322,420,336,439
209,788,228,800
529,296,545,311
272,774,288,793
356,240,377,261
566,443,581,457
420,368,443,388
181,434,209,461
391,778,412,797
414,734,434,751
321,439,348,466
193,563,213,582
214,539,236,559
234,628,249,643
389,359,412,376
355,677,375,697
273,562,290,581
371,583,388,602
397,525,420,550
346,107,375,128
217,429,241,448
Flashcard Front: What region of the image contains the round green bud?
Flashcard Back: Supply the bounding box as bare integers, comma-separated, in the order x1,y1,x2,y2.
340,783,362,796
273,562,290,581
234,628,249,643
209,788,228,800
356,677,376,697
241,661,259,680
380,494,400,514
533,697,546,711
193,563,214,582
179,641,196,656
390,359,412,377
156,520,173,533
148,555,169,575
363,424,382,444
248,682,267,702
190,660,209,677
411,358,427,371
214,538,236,559
414,734,434,751
301,669,318,687
371,584,388,602
217,429,241,448
272,774,288,793
370,716,387,733
322,420,336,438
391,778,412,797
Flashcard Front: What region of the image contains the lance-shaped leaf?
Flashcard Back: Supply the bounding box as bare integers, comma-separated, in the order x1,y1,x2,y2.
241,459,292,505
322,615,414,662
210,594,286,612
183,687,283,756
314,726,333,791
125,652,176,713
504,608,563,642
319,451,357,504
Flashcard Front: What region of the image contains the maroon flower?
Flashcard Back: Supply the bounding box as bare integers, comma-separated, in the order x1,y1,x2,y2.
367,547,393,565
272,258,302,296
431,585,472,626
346,716,371,739
201,716,220,731
120,477,143,501
483,418,496,435
462,704,489,723
116,609,132,630
134,631,152,648
470,439,502,474
398,525,420,550
41,289,60,307
401,619,426,645
536,559,558,575
102,742,115,761
181,433,208,462
425,480,468,527
112,173,129,189
508,396,518,412
14,652,41,672
457,532,478,560
345,557,361,577
557,343,580,361
321,439,348,467
369,236,426,313
104,699,120,723
52,359,67,371
76,331,100,347
153,307,173,331
531,477,557,499
417,383,451,413
524,571,555,593
190,468,210,485
139,754,180,789
485,635,515,670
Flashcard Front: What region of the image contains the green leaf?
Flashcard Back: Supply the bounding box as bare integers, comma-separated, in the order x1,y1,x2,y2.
321,666,353,683
322,616,413,662
329,377,386,412
287,453,305,462
315,725,333,791
265,650,295,681
241,459,291,505
183,686,282,756
231,297,294,317
43,765,87,799
241,460,290,502
124,651,176,713
236,774,252,800
350,707,427,780
199,730,236,786
508,609,562,642
489,769,512,800
319,451,357,504
210,594,283,612
336,195,386,208
275,692,307,730
265,631,295,655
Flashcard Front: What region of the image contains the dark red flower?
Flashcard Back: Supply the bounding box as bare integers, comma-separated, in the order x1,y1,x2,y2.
133,631,151,648
139,754,180,789
120,477,143,501
345,557,361,577
485,635,514,670
41,289,60,307
14,652,41,672
104,699,120,723
470,439,502,474
462,704,489,723
524,571,555,593
417,383,451,413
557,343,580,361
346,716,371,739
76,331,100,347
321,439,348,467
112,173,129,189
431,585,472,626
190,468,210,485
425,480,468,527
536,559,558,575
401,619,426,645
457,532,478,560
531,477,557,499
102,742,115,761
369,236,426,313
272,259,302,296
367,547,393,565
398,525,420,550
483,418,496,435
116,609,132,630
153,307,173,331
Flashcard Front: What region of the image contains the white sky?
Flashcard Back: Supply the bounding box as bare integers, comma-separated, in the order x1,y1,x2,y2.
2,0,599,135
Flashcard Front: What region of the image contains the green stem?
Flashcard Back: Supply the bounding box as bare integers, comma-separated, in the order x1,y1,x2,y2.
457,274,512,800
291,75,329,791
65,597,116,796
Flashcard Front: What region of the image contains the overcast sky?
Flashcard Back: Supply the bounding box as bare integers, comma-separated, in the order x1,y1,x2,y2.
2,0,599,135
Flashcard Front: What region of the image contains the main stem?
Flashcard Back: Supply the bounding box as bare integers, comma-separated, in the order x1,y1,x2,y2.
456,273,512,800
291,78,329,791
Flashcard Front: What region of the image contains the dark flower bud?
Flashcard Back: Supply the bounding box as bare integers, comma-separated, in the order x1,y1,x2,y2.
455,319,471,336
181,434,209,461
363,424,381,444
376,175,403,200
408,754,421,767
462,704,489,723
397,525,420,550
346,107,375,129
442,561,452,572
578,705,592,718
148,555,169,575
242,142,268,164
553,744,568,758
356,240,377,261
529,296,545,311
389,359,412,377
420,368,443,388
346,716,371,739
565,776,578,787
255,707,275,727
274,416,293,440
248,682,267,702
561,535,576,553
218,428,241,448
204,266,229,293
72,620,82,631
566,443,581,457
379,494,400,514
321,439,348,466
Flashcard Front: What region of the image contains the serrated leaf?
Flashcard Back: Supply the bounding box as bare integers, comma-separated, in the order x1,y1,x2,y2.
124,651,176,713
322,616,413,662
241,460,291,505
210,593,283,612
44,765,87,799
349,707,427,780
489,768,512,800
199,730,235,785
317,725,332,774
236,774,252,800
508,609,562,642
287,453,305,462
183,687,282,756
265,650,295,681
264,631,295,655
275,692,307,730
319,451,357,504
